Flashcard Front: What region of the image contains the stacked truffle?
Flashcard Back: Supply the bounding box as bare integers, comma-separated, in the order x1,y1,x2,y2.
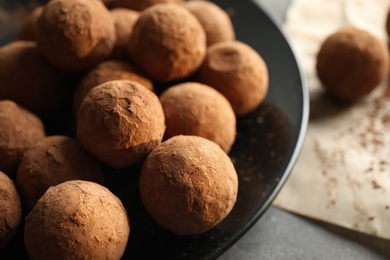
0,0,271,258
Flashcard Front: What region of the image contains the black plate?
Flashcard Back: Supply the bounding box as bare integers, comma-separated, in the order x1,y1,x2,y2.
0,0,309,259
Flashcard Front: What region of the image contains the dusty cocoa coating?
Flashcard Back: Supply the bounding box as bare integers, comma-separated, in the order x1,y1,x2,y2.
196,40,269,116
0,41,67,118
19,6,43,42
0,171,22,248
0,100,45,177
37,0,116,71
16,135,104,210
140,135,238,236
128,3,206,82
316,27,389,101
110,8,140,59
185,0,235,47
25,180,130,260
77,80,165,168
109,0,183,11
160,82,236,153
73,60,153,114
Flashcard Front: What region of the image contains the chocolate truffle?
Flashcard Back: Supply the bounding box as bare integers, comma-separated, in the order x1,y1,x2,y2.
110,8,140,59
160,82,236,153
316,27,389,100
128,4,206,82
0,100,45,177
109,0,183,11
185,0,235,46
196,40,268,116
19,6,43,42
0,41,67,118
25,180,130,260
73,60,153,114
0,171,22,248
16,135,104,210
37,0,116,71
77,80,165,168
140,135,238,236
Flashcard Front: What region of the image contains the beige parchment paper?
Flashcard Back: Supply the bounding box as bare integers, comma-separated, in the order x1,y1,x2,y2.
273,0,390,239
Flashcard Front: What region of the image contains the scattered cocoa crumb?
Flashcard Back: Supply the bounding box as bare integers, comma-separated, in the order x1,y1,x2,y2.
371,180,381,189
368,216,375,221
241,176,251,182
385,205,390,210
275,177,280,183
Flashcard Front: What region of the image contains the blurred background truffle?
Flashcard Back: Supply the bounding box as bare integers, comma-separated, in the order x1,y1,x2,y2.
0,100,45,177
36,0,116,71
128,4,206,82
108,0,183,11
316,26,389,101
160,82,236,153
196,40,269,116
18,6,43,42
185,0,235,46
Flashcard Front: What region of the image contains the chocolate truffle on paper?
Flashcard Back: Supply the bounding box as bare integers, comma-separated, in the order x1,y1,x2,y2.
316,27,389,100
128,4,206,82
185,0,235,46
196,40,269,116
109,0,183,11
73,60,153,114
37,0,116,71
0,171,22,248
16,136,104,210
110,8,139,59
0,41,66,118
77,80,165,168
25,180,130,260
19,6,43,42
0,100,45,177
140,135,238,236
160,82,236,153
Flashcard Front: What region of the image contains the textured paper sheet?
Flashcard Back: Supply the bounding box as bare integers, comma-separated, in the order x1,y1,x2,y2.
273,0,390,239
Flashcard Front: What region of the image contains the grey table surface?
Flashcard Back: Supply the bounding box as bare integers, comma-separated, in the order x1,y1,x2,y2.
219,0,390,259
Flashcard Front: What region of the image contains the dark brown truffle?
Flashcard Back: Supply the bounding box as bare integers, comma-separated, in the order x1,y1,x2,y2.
196,40,269,116
160,82,236,153
185,0,235,46
128,3,206,82
37,0,116,71
19,6,43,42
25,180,130,260
140,135,238,236
77,80,165,168
316,26,389,100
0,41,67,118
73,60,153,115
16,135,104,210
110,8,140,59
109,0,183,11
0,171,22,248
0,100,45,177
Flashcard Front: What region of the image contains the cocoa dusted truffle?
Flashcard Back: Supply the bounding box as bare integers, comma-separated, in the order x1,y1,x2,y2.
19,6,43,42
196,40,269,116
37,0,116,71
77,80,165,168
0,100,45,177
316,27,389,100
25,180,130,260
128,4,206,82
160,82,236,153
109,0,183,11
0,171,22,248
0,41,66,118
110,8,140,59
73,60,153,114
16,135,104,210
185,0,235,46
140,135,238,236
